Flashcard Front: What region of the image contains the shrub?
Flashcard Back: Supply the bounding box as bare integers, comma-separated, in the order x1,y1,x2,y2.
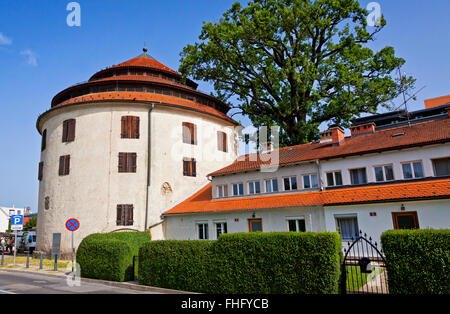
138,232,341,294
381,229,450,294
77,231,151,282
139,240,214,292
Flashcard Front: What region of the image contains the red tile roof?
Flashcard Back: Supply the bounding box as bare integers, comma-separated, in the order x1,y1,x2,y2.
163,179,450,215
209,118,450,176
109,56,180,76
52,91,237,124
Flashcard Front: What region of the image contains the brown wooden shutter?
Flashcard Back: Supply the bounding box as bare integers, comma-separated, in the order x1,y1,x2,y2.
192,124,197,145
191,158,197,177
62,119,76,142
41,129,47,151
118,153,125,172
65,155,70,175
116,205,123,225
134,117,140,139
129,153,137,172
222,132,227,152
217,131,227,152
62,120,68,142
182,122,189,144
126,205,134,226
121,117,128,138
59,156,65,176
68,119,76,142
183,158,189,176
38,162,43,181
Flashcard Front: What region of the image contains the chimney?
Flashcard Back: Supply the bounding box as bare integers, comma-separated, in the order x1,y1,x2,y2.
350,123,375,137
319,126,345,145
260,141,274,153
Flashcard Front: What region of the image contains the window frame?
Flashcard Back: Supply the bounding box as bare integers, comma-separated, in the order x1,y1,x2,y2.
215,221,228,239
118,152,137,173
286,217,306,232
217,131,228,152
401,161,424,179
116,204,134,226
349,167,368,185
232,183,244,196
58,155,70,176
431,157,450,177
121,116,140,139
302,173,319,189
183,158,197,177
248,180,261,195
62,119,76,143
196,222,209,240
217,184,228,198
264,178,279,193
335,214,359,240
182,122,197,145
283,176,298,191
374,164,395,182
326,171,343,187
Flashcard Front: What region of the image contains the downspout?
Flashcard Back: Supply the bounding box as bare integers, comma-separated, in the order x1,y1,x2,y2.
315,159,323,191
144,103,154,231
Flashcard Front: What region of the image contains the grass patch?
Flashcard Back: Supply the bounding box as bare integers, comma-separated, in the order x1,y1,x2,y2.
0,255,70,269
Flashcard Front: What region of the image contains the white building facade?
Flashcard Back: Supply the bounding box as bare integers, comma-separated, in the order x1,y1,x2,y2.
163,105,450,244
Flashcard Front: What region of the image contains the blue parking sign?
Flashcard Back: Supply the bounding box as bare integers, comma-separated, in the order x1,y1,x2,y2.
11,215,23,230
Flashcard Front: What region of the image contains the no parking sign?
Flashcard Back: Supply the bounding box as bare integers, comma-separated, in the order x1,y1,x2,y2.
65,218,80,232
65,218,79,272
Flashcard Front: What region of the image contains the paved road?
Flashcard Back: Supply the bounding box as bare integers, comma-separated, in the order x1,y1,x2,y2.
0,271,162,294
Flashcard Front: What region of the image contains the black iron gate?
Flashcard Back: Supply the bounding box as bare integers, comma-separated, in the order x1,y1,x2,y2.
341,231,389,294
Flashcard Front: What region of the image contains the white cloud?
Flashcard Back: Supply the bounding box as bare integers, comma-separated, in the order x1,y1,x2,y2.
20,49,38,66
0,32,12,45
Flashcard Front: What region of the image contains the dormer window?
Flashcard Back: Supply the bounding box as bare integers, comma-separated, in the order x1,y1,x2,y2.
374,165,394,182
217,185,228,198
248,181,261,194
402,161,424,179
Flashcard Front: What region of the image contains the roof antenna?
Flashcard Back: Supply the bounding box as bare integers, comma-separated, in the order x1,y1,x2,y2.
392,64,426,127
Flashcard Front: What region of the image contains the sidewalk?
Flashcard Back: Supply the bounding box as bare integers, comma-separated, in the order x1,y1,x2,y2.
0,263,192,294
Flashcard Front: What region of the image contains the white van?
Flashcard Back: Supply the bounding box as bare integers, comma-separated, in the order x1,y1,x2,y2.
24,231,36,254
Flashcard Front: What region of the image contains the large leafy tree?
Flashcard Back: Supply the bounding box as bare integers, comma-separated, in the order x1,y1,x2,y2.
180,0,415,146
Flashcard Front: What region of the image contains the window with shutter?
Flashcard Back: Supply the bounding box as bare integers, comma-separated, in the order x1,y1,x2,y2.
62,119,76,143
217,131,227,152
183,158,196,177
121,116,140,139
182,122,197,145
116,204,134,226
118,153,137,173
59,155,70,176
41,129,47,151
38,162,44,181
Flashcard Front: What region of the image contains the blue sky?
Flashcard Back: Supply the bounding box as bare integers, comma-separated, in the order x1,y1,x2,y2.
0,0,449,211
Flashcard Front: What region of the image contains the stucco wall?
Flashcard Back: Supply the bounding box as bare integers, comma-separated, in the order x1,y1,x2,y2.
36,102,238,255
164,206,325,240
324,199,450,245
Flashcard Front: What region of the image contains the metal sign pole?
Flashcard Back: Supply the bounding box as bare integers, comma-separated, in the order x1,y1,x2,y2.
13,230,17,266
72,231,74,272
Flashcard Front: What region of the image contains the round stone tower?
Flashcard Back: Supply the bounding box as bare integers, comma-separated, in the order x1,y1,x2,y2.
35,48,238,257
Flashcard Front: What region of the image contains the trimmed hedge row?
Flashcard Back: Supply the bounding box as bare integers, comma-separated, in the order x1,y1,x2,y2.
139,232,342,294
381,229,450,294
77,232,151,282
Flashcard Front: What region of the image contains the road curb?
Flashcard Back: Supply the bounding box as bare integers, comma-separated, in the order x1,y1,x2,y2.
0,267,193,294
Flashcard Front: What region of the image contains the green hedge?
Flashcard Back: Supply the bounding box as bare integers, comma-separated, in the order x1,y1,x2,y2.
381,229,450,294
77,231,151,282
139,232,341,294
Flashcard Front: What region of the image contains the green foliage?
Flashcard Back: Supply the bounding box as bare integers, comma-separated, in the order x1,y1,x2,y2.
77,232,151,282
139,240,214,292
139,232,341,294
179,0,415,146
24,216,37,230
381,229,450,294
